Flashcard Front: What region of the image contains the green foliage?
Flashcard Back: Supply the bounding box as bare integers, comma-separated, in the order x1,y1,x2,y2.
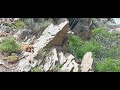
67,27,120,72
68,27,120,60
91,27,120,60
78,40,103,58
67,35,102,59
67,35,83,59
95,58,120,72
10,19,25,29
92,27,111,38
31,66,42,72
6,55,19,62
0,37,21,54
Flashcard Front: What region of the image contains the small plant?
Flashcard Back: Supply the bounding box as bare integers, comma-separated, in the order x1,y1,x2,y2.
6,55,19,63
95,58,120,72
31,66,42,72
0,37,21,54
9,19,25,29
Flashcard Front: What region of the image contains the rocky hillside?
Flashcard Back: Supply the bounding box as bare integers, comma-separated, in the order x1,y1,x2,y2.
0,18,119,72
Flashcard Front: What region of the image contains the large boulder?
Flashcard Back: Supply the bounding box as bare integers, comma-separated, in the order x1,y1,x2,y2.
36,48,80,72
50,21,69,46
0,20,69,72
80,52,94,72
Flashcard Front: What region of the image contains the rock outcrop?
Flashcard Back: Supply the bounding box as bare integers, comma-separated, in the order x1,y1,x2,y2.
80,52,94,72
0,18,119,72
50,21,69,46
0,19,69,72
68,18,116,40
14,20,69,72
60,53,79,72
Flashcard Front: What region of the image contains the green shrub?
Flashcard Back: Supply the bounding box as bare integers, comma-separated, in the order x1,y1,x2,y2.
0,37,21,54
10,19,25,29
78,40,103,58
67,35,83,59
91,27,120,60
95,58,120,72
66,27,120,72
67,35,102,59
67,27,120,61
31,66,42,72
92,27,111,37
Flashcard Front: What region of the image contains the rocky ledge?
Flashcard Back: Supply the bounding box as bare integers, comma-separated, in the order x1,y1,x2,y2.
0,18,119,72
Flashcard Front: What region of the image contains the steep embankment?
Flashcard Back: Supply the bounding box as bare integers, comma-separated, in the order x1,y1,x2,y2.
0,18,119,72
